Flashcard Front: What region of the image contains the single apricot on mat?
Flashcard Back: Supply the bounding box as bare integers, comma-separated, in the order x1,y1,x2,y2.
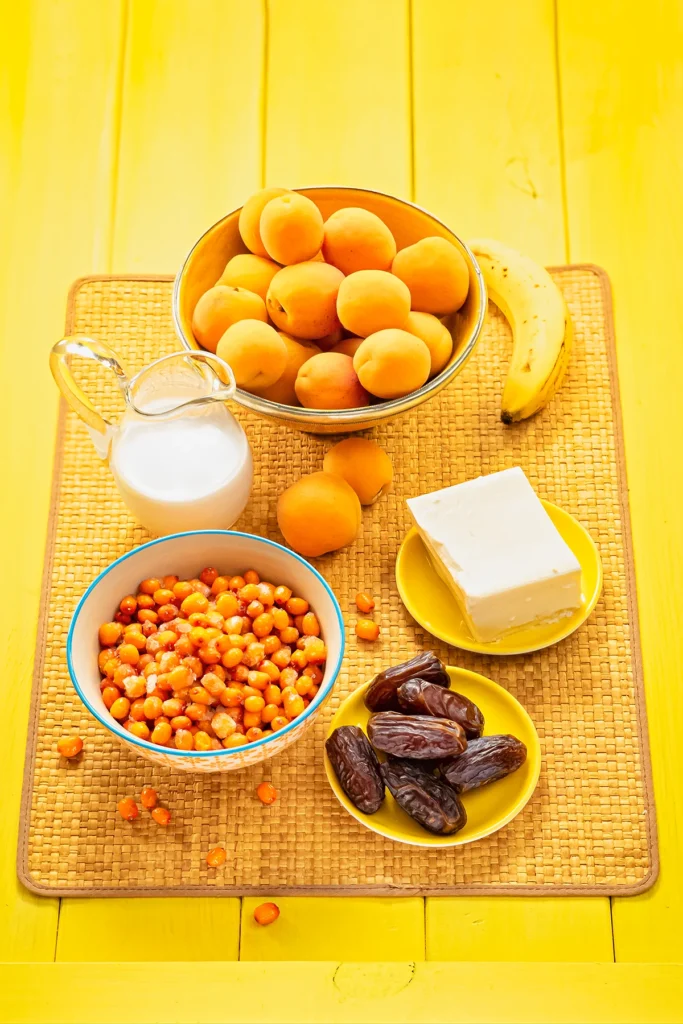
266,261,344,340
239,186,291,257
322,207,397,274
260,193,324,265
217,253,281,301
192,285,267,352
392,236,469,314
323,437,393,504
326,337,362,360
250,333,319,405
216,320,287,390
295,352,370,410
277,471,362,556
405,310,453,376
337,269,410,337
353,328,431,399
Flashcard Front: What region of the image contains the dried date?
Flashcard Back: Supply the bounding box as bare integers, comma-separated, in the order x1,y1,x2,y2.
397,678,484,738
441,734,527,792
364,652,450,712
381,758,467,835
368,711,466,760
325,725,385,814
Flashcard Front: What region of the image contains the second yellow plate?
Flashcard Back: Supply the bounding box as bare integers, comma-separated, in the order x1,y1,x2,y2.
396,501,603,655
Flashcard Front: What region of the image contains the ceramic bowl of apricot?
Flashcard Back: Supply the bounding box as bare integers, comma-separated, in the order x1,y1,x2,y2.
173,186,486,434
68,530,345,772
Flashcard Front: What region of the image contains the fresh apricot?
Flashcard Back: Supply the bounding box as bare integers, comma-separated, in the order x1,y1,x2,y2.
322,207,397,274
217,253,281,301
322,437,393,504
392,236,469,313
337,270,410,337
192,285,267,353
238,186,291,257
294,352,370,410
353,328,431,399
330,336,364,358
250,333,319,405
404,311,453,376
216,320,287,389
277,471,362,556
266,262,344,340
260,193,324,265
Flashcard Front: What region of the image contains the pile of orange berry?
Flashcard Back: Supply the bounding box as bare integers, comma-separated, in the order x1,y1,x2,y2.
97,567,326,751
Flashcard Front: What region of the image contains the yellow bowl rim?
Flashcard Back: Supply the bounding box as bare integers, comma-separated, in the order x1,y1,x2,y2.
396,500,604,655
323,667,542,848
172,184,487,426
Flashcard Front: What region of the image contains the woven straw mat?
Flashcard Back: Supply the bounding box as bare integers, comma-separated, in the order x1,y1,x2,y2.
19,267,657,896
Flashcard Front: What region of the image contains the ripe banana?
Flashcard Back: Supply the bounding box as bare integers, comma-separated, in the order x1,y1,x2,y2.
468,238,572,424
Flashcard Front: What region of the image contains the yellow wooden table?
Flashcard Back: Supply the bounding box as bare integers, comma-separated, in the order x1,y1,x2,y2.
2,1,682,1020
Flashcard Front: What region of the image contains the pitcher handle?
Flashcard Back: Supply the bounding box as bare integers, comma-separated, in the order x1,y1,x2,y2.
49,335,129,459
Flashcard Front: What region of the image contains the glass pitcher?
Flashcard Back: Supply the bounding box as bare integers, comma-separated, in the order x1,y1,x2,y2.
50,336,253,536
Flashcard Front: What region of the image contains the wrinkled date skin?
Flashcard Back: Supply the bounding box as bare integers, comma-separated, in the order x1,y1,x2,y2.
364,651,450,712
368,711,467,760
381,758,467,835
441,734,527,792
325,725,385,814
397,678,485,738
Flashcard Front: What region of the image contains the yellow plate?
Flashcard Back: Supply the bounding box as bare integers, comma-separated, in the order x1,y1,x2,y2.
324,667,541,848
396,500,603,655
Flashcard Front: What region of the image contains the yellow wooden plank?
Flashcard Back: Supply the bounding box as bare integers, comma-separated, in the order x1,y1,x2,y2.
264,0,412,196
426,897,613,961
558,0,683,963
0,0,125,962
56,898,240,961
411,0,566,263
240,897,425,961
413,0,612,961
3,962,683,1023
111,0,265,273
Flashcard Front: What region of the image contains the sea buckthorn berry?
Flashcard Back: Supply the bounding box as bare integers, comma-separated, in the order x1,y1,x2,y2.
99,622,123,646
207,846,227,866
262,704,279,723
103,657,120,678
211,575,231,595
239,584,260,604
254,902,280,926
356,619,380,641
264,683,283,705
205,626,223,640
244,695,266,713
279,626,299,645
202,673,227,698
224,733,247,748
128,721,151,740
138,653,154,669
140,786,158,809
211,711,237,739
185,702,207,722
243,711,261,729
246,600,265,620
256,781,278,805
174,729,193,750
137,594,155,609
126,631,148,651
157,630,178,648
118,797,139,821
137,608,159,624
274,585,292,605
303,664,323,685
190,579,211,597
246,727,264,742
153,588,175,607
117,643,140,666
304,638,327,663
221,647,243,669
173,580,194,601
247,670,270,691
294,615,305,633
283,693,305,719
101,685,120,709
143,696,163,719
257,583,276,606
290,649,308,671
260,660,280,682
220,687,244,708
168,666,192,691
188,685,214,706
233,664,250,683
194,732,212,751
225,615,244,635
98,649,114,673
123,676,146,700
198,645,221,665
151,806,171,826
120,595,138,615
244,569,260,585
163,575,179,589
115,612,132,626
189,626,208,647
182,655,203,676
271,715,289,732
279,666,299,688
286,597,309,616
162,697,183,718
243,642,266,667
242,631,257,646
129,698,147,721
272,608,290,631
263,635,281,656
170,714,192,731
180,592,209,616
139,578,162,595
158,603,179,624
301,612,320,636
215,591,238,618
141,620,157,637
229,575,246,591
271,647,292,669
200,567,218,586
252,612,274,637
110,697,131,720
151,721,172,745
57,735,83,758
295,677,312,696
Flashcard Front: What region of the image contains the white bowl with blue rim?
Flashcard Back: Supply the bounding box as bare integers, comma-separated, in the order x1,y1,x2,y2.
68,530,345,773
